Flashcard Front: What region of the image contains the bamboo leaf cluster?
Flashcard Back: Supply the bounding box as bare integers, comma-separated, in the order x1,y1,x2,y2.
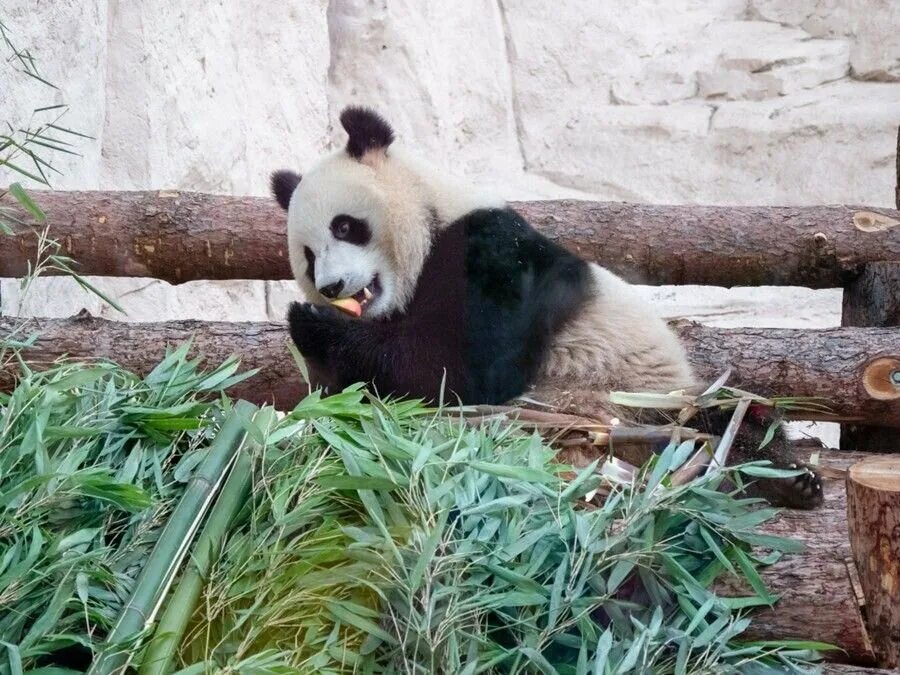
0,355,831,674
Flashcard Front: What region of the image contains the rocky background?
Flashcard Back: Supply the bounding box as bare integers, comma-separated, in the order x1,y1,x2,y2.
3,0,900,443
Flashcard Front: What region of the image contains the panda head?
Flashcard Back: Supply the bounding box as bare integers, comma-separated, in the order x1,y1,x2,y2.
271,106,440,319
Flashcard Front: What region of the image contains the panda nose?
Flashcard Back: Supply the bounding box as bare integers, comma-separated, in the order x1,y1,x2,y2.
318,280,345,299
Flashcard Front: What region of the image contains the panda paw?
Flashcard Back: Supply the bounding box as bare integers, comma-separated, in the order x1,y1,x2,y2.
287,301,348,361
748,462,824,510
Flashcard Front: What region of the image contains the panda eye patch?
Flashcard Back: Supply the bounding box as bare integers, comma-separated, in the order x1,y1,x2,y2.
330,215,371,246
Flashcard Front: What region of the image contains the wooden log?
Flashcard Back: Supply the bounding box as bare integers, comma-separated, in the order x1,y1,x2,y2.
843,263,900,328
2,190,900,288
2,315,899,427
714,449,876,665
841,262,900,451
674,321,900,428
0,312,305,409
847,457,900,667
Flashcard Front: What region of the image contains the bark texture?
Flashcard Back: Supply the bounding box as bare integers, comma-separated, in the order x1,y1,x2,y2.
675,321,900,428
714,450,876,665
2,316,898,427
843,262,900,327
0,313,304,409
841,262,900,451
847,457,900,667
3,190,900,287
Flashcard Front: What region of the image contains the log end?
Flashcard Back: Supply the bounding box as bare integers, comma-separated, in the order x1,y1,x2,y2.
861,357,900,401
848,457,900,491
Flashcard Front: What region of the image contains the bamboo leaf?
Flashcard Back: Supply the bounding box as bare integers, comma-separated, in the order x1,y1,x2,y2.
8,182,45,221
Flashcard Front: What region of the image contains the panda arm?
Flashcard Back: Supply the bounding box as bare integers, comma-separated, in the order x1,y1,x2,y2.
462,208,594,404
287,302,465,401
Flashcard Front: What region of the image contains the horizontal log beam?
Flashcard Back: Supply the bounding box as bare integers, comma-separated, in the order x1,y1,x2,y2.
2,190,900,287
1,316,898,428
676,321,900,427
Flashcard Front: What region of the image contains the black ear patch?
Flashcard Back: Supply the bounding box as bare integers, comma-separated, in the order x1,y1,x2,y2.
271,170,302,211
340,106,394,159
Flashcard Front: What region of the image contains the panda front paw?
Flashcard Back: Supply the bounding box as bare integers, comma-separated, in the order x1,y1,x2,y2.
287,301,348,361
747,462,824,510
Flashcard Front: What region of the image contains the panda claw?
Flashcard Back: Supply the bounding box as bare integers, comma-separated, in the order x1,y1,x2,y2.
741,461,824,510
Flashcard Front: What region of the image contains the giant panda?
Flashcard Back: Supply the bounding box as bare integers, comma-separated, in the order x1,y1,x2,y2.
270,105,822,510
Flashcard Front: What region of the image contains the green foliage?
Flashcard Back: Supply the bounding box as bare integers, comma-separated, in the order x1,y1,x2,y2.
0,348,252,674
163,392,826,674
0,16,88,189
0,350,831,674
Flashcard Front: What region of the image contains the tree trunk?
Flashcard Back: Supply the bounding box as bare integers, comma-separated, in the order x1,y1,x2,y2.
2,315,898,427
847,457,900,667
841,262,900,452
711,449,877,665
3,189,899,287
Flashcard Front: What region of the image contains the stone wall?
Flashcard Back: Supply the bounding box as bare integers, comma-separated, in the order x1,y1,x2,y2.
3,0,897,202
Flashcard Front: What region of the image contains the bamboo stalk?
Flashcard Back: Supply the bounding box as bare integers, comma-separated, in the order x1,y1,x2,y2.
88,401,255,675
705,399,750,476
139,450,253,675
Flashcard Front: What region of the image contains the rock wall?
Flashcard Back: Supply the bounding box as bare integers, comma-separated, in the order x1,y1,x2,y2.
3,0,897,202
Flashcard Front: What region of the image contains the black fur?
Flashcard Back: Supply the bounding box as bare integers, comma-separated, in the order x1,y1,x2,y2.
461,209,593,403
271,170,301,211
340,106,395,159
330,214,372,246
303,246,316,284
699,406,823,509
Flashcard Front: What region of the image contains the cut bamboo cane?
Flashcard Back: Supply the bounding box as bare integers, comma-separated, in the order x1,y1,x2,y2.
847,456,900,667
88,401,255,675
139,451,253,675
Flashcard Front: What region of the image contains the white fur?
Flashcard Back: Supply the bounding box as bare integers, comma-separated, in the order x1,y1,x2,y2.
537,265,694,394
285,140,695,399
286,145,504,317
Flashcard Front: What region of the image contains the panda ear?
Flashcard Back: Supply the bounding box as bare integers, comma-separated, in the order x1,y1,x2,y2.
271,170,302,211
340,106,394,160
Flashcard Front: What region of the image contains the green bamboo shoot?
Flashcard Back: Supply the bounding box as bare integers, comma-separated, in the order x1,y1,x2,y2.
88,400,256,674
